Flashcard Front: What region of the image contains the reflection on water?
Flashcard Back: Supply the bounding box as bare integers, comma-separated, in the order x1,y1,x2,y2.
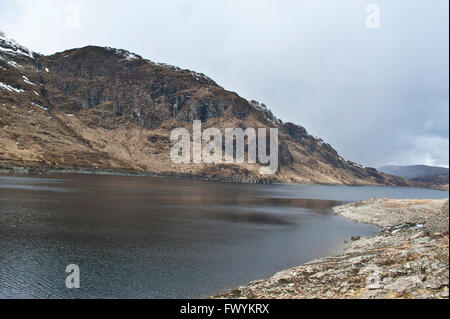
0,174,447,298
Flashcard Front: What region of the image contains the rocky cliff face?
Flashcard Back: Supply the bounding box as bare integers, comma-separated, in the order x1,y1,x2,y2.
0,31,416,185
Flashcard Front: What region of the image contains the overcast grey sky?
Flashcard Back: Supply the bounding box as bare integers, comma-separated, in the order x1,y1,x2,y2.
1,0,448,168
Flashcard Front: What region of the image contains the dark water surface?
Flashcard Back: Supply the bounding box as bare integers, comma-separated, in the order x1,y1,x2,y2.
0,174,447,298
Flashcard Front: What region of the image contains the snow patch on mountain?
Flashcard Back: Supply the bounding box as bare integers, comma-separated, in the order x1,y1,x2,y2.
348,161,365,169
23,76,36,86
105,47,141,61
8,60,23,69
0,81,25,93
249,100,279,125
0,31,35,59
104,46,219,86
154,61,218,85
32,102,47,111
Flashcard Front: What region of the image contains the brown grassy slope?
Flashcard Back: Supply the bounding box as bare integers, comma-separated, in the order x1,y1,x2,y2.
0,37,424,185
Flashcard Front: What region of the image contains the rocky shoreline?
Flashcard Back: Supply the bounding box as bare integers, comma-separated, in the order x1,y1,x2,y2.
0,163,276,184
214,198,449,299
0,163,446,189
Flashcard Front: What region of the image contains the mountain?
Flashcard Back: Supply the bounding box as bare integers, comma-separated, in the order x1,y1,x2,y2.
0,31,415,186
378,165,449,179
379,165,449,187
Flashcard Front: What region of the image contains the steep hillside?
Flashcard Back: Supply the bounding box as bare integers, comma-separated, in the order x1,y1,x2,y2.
0,31,415,185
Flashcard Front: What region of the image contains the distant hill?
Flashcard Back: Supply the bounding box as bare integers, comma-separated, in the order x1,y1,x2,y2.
378,165,449,185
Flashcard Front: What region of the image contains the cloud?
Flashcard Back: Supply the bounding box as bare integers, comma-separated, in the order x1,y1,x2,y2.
0,0,448,167
387,135,450,168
